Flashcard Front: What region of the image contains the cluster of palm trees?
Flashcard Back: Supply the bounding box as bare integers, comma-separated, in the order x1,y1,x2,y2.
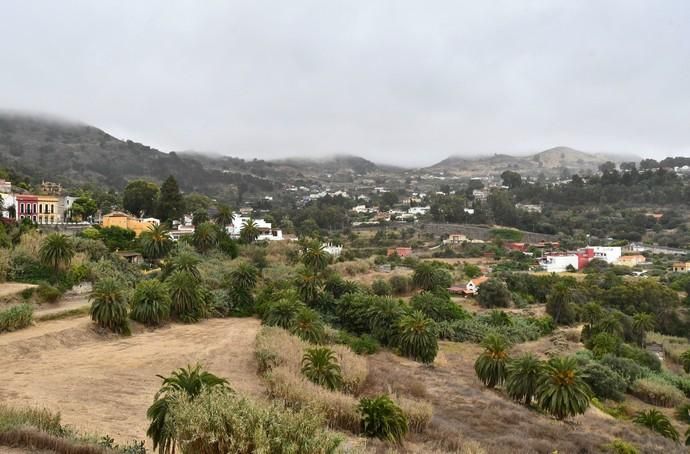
474,334,592,420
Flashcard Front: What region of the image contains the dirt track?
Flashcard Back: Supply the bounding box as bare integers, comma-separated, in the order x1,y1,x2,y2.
0,317,262,445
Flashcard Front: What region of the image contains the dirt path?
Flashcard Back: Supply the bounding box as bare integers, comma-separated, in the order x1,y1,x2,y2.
33,295,90,317
0,316,262,446
0,283,36,298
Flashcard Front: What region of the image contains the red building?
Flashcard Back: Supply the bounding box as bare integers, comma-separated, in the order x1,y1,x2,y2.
15,195,38,222
387,247,413,258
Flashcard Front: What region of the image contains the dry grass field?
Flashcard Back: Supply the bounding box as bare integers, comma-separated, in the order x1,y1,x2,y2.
0,316,261,446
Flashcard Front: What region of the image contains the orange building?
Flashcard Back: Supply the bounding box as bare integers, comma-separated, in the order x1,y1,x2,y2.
102,211,159,236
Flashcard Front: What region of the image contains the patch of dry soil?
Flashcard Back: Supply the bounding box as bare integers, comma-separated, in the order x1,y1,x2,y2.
0,317,262,446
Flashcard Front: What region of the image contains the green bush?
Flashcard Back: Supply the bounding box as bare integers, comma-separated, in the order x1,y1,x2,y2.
291,308,325,344
477,278,512,308
600,354,649,387
0,303,33,332
358,395,408,444
630,378,685,407
20,287,35,300
389,275,412,295
371,278,392,296
581,361,627,401
8,253,53,282
675,403,690,424
410,292,469,322
604,439,639,454
130,279,171,326
167,387,342,453
334,331,380,355
36,283,62,303
618,344,661,371
263,298,304,329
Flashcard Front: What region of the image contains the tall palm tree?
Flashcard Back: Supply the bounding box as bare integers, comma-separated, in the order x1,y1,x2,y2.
39,233,75,276
301,347,342,390
89,277,130,334
164,249,201,282
214,204,234,228
191,221,218,253
505,353,543,406
140,224,173,260
147,364,230,453
397,310,439,364
632,312,656,347
295,267,323,305
474,334,510,388
226,262,259,312
412,262,437,291
239,217,260,244
168,271,205,323
536,356,591,420
300,238,329,272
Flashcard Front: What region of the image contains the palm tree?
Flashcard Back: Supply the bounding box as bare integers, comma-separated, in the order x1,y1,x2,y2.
147,364,230,453
226,262,259,313
164,249,201,282
632,312,655,347
536,356,591,420
239,217,260,244
89,277,130,334
39,233,75,276
505,353,543,406
300,238,329,272
358,395,408,444
191,221,218,253
291,307,325,344
397,310,438,364
214,204,234,228
301,347,342,390
633,409,679,441
580,302,603,327
140,224,173,260
130,279,171,326
368,297,406,346
263,298,303,329
412,262,437,291
295,267,323,306
474,334,510,388
167,271,204,323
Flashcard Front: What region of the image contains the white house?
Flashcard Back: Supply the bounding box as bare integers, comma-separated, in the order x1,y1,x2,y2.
407,206,431,215
322,243,342,258
539,254,579,273
228,214,283,241
589,246,622,264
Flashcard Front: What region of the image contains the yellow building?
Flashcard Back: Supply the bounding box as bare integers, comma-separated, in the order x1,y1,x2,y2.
102,211,159,236
672,262,690,273
36,195,60,224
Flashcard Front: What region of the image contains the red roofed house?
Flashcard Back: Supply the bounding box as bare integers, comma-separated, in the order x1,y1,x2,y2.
387,247,412,258
449,276,489,296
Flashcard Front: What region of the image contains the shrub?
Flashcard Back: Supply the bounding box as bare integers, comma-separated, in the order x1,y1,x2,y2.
675,403,690,424
618,343,661,371
477,278,512,308
536,356,591,420
167,387,342,454
630,378,685,407
581,361,627,401
371,278,392,296
89,278,130,335
358,395,408,444
345,334,381,355
474,334,509,388
35,283,62,303
397,311,438,364
410,292,469,322
604,439,639,454
167,271,206,323
331,344,369,395
633,409,679,441
395,395,432,433
130,279,171,326
389,274,412,295
505,353,543,405
681,349,690,374
0,303,33,333
301,347,343,391
600,354,649,387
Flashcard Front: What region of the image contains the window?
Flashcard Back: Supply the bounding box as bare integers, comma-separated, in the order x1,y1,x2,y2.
39,204,43,214
51,204,54,214
20,203,24,214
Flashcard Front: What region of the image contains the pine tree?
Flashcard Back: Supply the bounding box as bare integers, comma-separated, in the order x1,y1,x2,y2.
157,175,184,223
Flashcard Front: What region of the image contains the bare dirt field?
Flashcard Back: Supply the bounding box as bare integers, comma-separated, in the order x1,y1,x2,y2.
362,341,684,454
0,316,262,446
0,283,36,299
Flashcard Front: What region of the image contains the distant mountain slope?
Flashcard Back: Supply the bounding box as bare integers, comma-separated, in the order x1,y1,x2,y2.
0,113,274,196
429,146,613,177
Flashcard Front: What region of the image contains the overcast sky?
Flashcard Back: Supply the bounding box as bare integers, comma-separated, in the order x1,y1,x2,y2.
1,1,689,166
